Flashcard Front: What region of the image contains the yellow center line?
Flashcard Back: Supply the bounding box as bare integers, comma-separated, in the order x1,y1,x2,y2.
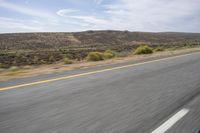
0,52,199,91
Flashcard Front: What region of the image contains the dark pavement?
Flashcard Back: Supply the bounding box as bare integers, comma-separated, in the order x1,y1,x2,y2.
1,52,200,133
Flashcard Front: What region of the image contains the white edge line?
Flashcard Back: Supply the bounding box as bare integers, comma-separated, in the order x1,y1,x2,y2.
151,108,189,133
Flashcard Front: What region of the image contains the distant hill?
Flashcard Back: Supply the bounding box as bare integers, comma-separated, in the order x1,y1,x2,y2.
0,30,200,68
1,30,200,51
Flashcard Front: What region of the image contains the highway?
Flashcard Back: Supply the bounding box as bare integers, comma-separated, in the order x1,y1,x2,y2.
1,52,200,133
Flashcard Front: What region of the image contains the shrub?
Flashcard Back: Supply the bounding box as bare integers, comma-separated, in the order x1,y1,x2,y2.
33,56,39,64
103,50,116,59
104,50,116,56
117,51,130,57
62,53,73,60
9,66,20,72
23,65,32,69
154,47,165,52
40,60,47,64
64,58,73,64
134,45,153,55
87,52,104,61
49,55,56,62
103,53,115,59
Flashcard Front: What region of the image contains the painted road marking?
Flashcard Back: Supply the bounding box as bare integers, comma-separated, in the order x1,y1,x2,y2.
0,52,200,91
151,108,189,133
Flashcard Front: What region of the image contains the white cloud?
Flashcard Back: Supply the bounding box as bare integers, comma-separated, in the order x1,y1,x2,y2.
0,0,199,33
0,17,44,32
0,1,54,19
70,15,108,25
56,9,78,17
56,8,109,27
55,0,200,32
94,0,103,5
103,0,200,32
0,16,85,33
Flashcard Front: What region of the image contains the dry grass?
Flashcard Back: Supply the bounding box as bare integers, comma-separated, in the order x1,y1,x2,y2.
0,47,200,81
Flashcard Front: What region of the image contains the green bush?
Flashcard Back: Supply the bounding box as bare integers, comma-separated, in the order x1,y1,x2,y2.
64,58,73,64
9,66,20,72
103,53,115,59
104,50,116,56
134,45,153,55
154,47,165,52
87,52,104,61
103,50,116,59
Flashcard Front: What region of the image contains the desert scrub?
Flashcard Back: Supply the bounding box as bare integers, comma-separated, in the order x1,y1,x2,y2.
103,50,116,59
48,55,56,63
134,45,153,55
23,65,33,69
8,66,20,72
87,52,104,61
33,56,39,64
63,58,73,64
6,66,22,76
154,47,165,52
117,51,130,57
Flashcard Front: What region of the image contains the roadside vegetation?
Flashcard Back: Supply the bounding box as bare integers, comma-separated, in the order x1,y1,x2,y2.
63,58,73,64
103,50,116,59
154,47,165,52
6,66,23,76
86,50,116,61
9,66,20,72
1,31,200,73
1,46,200,81
0,44,200,71
87,52,104,61
133,45,153,55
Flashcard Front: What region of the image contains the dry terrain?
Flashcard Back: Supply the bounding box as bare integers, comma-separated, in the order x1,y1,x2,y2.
1,47,200,81
1,31,200,68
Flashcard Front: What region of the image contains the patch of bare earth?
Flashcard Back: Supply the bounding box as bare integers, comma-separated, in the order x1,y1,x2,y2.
0,47,200,81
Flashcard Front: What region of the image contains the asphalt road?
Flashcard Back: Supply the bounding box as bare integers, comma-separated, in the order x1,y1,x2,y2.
1,52,200,133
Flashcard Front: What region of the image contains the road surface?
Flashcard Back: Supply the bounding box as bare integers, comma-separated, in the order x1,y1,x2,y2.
1,52,200,133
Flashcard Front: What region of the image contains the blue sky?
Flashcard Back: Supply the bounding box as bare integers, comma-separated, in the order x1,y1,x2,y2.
0,0,199,33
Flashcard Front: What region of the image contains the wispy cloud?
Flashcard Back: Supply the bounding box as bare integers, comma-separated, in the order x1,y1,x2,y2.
104,0,200,32
0,1,54,19
56,0,200,32
0,0,199,33
0,17,44,31
57,8,109,27
56,9,78,17
94,0,103,5
70,15,108,25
